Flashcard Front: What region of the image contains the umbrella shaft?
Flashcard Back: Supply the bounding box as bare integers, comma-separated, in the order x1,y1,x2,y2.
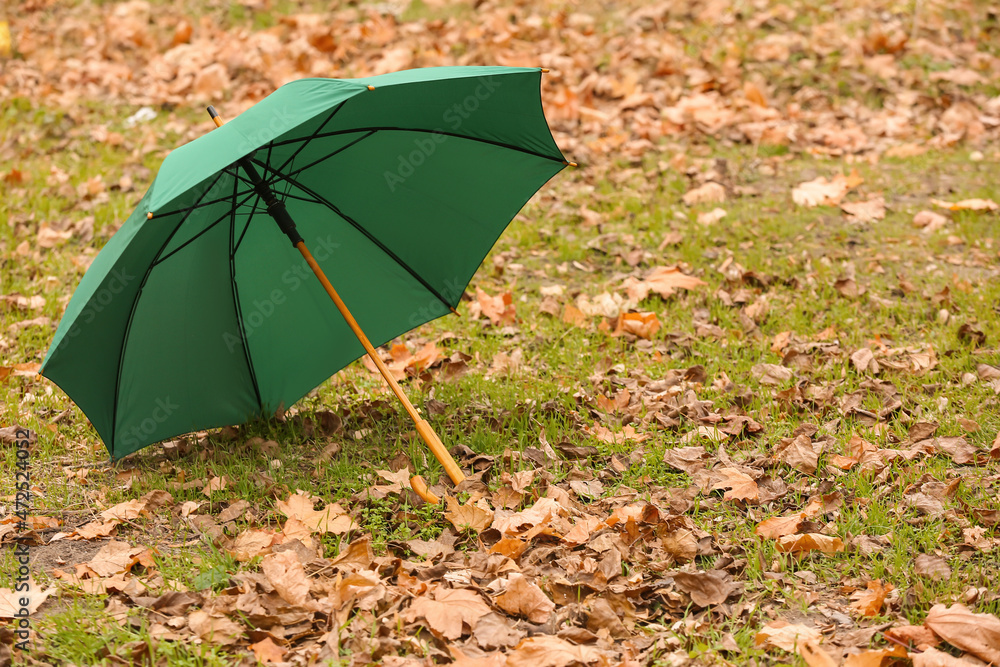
238,157,304,246
295,241,466,486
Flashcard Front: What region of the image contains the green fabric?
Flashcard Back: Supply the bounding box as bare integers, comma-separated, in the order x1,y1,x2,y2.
41,66,566,458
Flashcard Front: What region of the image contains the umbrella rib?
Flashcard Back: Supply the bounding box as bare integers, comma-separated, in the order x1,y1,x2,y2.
233,195,264,254
268,102,346,180
228,174,264,413
148,189,255,220
259,130,375,193
111,169,229,456
253,161,460,312
151,188,258,267
268,126,565,167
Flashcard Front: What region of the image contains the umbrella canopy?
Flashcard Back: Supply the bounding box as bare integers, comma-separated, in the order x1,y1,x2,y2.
41,66,568,459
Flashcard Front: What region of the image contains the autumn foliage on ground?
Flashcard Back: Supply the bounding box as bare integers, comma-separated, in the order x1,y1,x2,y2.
2,0,1000,665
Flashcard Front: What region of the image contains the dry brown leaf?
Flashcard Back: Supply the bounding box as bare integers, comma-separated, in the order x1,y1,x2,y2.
886,624,941,649
613,311,661,339
187,610,244,646
0,580,55,618
505,636,603,667
249,637,285,664
682,182,726,205
261,550,313,608
475,287,516,325
774,434,820,474
792,171,863,207
201,475,228,496
850,579,892,617
930,198,999,212
87,540,147,577
99,498,147,521
711,468,759,501
910,646,983,666
841,196,886,223
662,446,710,473
924,603,1000,664
776,533,844,554
672,571,735,607
230,529,277,562
752,363,793,385
627,266,708,302
444,496,493,533
755,620,823,652
755,514,805,539
562,304,586,326
449,646,508,667
495,573,555,623
842,646,908,667
913,554,952,581
404,587,491,640
276,492,357,534
800,640,839,667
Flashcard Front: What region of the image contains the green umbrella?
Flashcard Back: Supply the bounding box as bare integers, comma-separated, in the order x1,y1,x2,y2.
41,66,570,493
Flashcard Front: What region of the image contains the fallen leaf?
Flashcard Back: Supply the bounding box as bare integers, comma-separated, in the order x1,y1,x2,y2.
914,210,949,233
201,476,228,496
250,637,285,664
774,434,820,474
495,573,555,623
841,196,886,223
404,587,491,640
842,646,908,667
444,496,493,533
476,287,516,325
924,603,1000,664
625,266,707,301
755,620,823,652
800,640,839,667
930,198,999,212
752,363,793,385
505,636,603,667
909,646,980,666
776,533,844,554
276,491,357,534
913,554,951,581
261,550,313,608
755,514,805,539
682,182,726,205
850,579,892,617
613,311,661,339
187,610,244,646
0,580,55,618
672,571,735,607
711,468,759,501
792,171,862,207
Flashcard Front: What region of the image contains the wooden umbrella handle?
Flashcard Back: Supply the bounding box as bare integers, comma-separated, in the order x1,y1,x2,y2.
295,242,467,487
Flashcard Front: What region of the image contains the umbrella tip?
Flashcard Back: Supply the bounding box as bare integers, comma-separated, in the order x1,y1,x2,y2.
564,160,578,167
541,68,550,73
367,85,375,91
450,306,459,316
146,211,153,219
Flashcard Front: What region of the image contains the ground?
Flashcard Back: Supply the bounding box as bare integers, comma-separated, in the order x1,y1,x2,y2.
1,0,1000,665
